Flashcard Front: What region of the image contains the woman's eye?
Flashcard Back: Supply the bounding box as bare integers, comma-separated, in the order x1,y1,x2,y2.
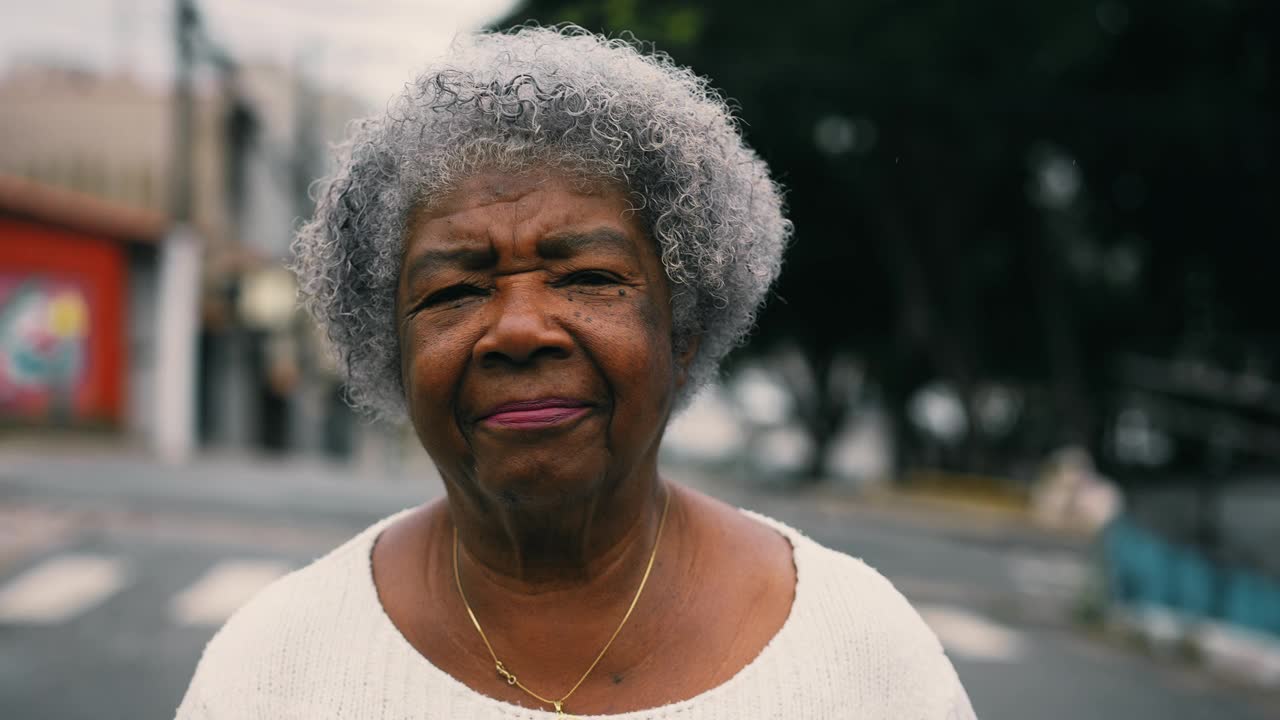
564,271,619,287
422,284,485,307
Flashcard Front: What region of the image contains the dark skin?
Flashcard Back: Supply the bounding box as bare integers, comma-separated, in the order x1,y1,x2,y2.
373,169,795,715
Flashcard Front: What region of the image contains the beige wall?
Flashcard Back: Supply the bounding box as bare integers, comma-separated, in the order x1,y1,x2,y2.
0,66,231,245
0,63,368,257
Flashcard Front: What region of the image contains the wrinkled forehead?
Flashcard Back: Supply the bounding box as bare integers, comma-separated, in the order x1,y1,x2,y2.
404,167,649,255
415,170,617,220
405,141,631,214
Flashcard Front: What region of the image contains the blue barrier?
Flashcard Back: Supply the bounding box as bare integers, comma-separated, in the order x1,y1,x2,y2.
1104,517,1280,636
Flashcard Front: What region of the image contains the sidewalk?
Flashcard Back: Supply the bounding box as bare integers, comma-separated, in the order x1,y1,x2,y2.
0,445,436,527
674,464,1092,554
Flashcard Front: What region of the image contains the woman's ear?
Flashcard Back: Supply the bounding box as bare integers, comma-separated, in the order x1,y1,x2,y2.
674,335,701,390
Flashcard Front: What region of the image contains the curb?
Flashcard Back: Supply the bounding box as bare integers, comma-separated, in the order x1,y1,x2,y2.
1110,604,1280,690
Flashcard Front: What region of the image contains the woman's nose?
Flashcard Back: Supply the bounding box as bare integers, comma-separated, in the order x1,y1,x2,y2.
472,286,572,366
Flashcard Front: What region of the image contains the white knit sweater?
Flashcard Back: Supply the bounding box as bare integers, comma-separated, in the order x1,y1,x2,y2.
176,507,976,719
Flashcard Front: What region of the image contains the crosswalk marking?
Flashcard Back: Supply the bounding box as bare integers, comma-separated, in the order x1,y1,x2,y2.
917,604,1025,662
170,559,292,626
0,554,130,624
1008,552,1089,597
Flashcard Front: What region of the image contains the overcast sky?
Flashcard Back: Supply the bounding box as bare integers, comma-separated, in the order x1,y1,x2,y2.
1,0,518,106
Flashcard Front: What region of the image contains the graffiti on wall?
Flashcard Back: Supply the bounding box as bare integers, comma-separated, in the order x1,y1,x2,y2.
0,275,90,419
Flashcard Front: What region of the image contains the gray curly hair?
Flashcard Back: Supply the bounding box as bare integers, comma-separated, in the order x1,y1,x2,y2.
291,25,791,421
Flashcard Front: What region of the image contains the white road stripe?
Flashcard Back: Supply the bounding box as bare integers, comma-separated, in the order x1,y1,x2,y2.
1008,552,1089,596
0,554,130,624
917,604,1025,662
170,560,291,626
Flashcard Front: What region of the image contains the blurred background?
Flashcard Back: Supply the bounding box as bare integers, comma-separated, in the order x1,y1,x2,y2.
0,1,1277,718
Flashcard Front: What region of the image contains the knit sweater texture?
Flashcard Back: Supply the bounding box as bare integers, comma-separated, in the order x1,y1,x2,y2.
176,507,977,719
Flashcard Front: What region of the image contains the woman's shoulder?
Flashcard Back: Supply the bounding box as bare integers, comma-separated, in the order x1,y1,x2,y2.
176,508,415,717
750,508,942,647
739,508,976,716
683,488,941,649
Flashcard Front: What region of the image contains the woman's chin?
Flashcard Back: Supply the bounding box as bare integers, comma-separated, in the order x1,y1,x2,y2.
481,471,614,509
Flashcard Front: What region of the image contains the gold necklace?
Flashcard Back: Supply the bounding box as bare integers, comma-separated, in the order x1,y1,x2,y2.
452,488,672,717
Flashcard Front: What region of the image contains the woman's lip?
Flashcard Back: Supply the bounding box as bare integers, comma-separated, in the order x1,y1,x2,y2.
482,397,588,414
478,398,593,428
480,405,591,429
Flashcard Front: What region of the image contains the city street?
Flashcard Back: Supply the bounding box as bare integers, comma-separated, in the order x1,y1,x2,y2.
1,452,1275,720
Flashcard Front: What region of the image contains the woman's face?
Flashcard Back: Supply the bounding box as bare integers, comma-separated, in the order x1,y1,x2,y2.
397,170,686,506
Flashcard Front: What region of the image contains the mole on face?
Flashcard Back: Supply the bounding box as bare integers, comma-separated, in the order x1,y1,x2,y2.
617,289,627,297
611,673,625,685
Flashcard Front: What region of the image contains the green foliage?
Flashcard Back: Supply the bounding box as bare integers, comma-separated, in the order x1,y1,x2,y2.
532,0,704,48
500,0,1280,476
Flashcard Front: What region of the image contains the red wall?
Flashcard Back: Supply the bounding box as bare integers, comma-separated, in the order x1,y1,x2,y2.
0,216,127,424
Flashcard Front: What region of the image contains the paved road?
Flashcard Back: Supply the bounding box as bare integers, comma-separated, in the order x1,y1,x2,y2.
0,453,1275,719
1,524,320,719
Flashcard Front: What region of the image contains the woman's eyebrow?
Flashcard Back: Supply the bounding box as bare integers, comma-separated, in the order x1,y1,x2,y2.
537,228,634,259
404,246,497,282
404,228,632,283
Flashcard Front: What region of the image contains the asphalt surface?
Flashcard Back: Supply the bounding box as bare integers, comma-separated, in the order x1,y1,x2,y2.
1,452,1275,720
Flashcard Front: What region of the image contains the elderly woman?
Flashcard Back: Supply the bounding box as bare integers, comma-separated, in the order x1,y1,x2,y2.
177,26,974,720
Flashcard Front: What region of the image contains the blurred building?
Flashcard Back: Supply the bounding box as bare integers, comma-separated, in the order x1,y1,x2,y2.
0,66,229,241
0,62,369,458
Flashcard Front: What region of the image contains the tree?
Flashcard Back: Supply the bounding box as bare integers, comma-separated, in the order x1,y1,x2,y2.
498,0,1280,481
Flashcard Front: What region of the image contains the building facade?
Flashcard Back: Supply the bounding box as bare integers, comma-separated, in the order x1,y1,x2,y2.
0,62,370,458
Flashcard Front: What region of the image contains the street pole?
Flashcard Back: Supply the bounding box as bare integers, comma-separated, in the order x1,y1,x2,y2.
288,45,324,454
153,0,202,463
171,0,194,224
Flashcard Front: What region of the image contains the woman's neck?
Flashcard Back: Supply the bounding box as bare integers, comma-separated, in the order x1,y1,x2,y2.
445,465,671,593
432,472,686,691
